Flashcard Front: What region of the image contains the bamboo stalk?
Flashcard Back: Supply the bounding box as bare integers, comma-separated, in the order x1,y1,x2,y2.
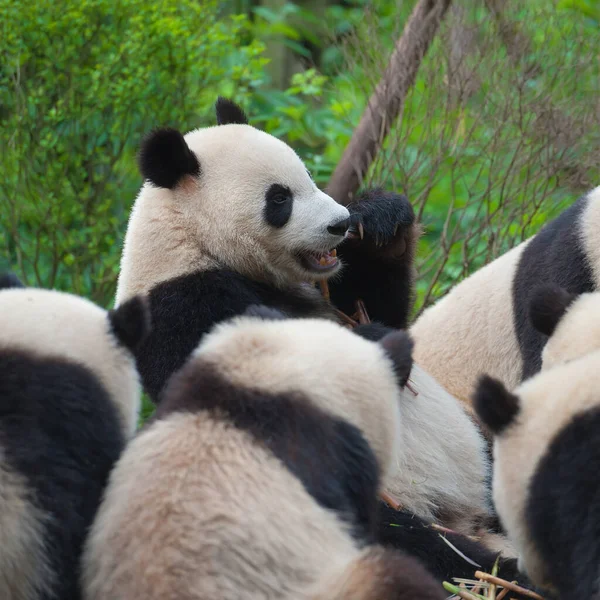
474,572,544,600
380,490,403,510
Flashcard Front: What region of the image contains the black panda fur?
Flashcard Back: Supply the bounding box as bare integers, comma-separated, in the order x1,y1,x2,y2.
411,185,600,406
82,312,447,600
474,357,600,600
0,280,149,600
0,352,126,600
513,195,596,379
122,100,417,404
0,271,25,289
377,505,538,596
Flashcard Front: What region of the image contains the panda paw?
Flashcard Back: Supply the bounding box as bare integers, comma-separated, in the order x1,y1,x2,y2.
345,188,419,260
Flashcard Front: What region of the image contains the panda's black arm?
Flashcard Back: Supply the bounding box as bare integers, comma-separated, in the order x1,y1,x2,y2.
328,189,419,330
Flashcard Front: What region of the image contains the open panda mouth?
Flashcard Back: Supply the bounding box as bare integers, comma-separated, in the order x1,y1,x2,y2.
298,248,339,273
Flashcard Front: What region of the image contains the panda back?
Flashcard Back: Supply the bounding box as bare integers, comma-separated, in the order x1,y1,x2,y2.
0,349,126,600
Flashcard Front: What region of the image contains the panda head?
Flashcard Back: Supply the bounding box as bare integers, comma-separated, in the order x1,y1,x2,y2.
178,306,413,484
0,284,151,436
473,355,600,595
529,284,599,370
119,97,350,299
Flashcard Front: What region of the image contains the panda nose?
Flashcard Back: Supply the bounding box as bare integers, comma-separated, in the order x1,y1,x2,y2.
327,217,350,237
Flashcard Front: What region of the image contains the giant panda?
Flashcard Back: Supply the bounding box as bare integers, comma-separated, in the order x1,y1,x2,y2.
0,274,150,600
82,308,532,594
113,97,518,571
82,308,446,600
411,185,600,408
115,97,419,404
473,352,600,600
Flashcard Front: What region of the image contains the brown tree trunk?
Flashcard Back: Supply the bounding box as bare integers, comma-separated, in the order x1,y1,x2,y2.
326,0,453,205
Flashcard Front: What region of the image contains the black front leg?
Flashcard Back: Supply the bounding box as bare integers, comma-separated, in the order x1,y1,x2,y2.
328,188,420,329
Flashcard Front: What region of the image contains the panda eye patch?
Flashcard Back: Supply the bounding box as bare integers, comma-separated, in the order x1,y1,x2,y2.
264,184,293,228
266,184,292,205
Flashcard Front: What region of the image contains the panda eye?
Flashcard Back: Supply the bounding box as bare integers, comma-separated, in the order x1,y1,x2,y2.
266,184,292,206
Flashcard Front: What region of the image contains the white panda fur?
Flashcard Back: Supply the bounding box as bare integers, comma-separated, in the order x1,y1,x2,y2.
82,311,445,600
115,122,351,302
0,276,149,600
381,362,491,534
411,185,600,408
114,97,419,403
112,98,504,565
473,352,600,599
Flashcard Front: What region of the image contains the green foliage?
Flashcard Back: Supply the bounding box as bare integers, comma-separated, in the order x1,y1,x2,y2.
558,0,600,25
0,0,266,306
231,0,599,311
1,0,598,318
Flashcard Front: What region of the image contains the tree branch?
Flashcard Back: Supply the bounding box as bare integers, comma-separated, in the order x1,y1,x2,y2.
326,0,453,205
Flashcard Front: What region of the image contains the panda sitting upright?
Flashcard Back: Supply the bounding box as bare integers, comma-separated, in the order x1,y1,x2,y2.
115,97,418,403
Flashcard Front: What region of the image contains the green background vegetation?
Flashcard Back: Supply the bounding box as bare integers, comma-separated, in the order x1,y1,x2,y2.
1,0,598,311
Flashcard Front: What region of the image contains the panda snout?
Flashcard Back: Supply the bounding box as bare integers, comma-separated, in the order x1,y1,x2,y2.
327,217,350,237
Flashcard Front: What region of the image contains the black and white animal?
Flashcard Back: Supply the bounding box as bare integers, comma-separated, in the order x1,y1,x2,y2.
115,97,419,404
528,283,600,371
114,98,504,559
82,309,445,600
364,342,493,538
473,353,600,600
0,275,149,600
411,185,600,407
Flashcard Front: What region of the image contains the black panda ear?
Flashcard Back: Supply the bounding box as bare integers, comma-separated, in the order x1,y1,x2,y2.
0,272,25,290
138,127,201,189
244,305,288,321
354,322,394,342
473,375,520,435
529,284,577,337
108,295,152,353
215,97,249,125
379,330,414,388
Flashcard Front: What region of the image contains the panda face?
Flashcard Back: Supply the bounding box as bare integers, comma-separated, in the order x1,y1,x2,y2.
122,100,350,298
0,288,147,436
180,123,350,283
188,312,412,481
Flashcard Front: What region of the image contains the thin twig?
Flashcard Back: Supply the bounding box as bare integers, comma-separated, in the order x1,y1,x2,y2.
474,572,544,600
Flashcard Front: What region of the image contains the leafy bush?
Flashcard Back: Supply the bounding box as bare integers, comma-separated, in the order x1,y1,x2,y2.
0,0,266,306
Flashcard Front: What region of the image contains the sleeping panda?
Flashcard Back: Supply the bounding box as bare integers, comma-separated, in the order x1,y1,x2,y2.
115,97,419,404
411,185,600,408
0,274,149,600
528,283,600,370
473,353,600,599
82,308,445,600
